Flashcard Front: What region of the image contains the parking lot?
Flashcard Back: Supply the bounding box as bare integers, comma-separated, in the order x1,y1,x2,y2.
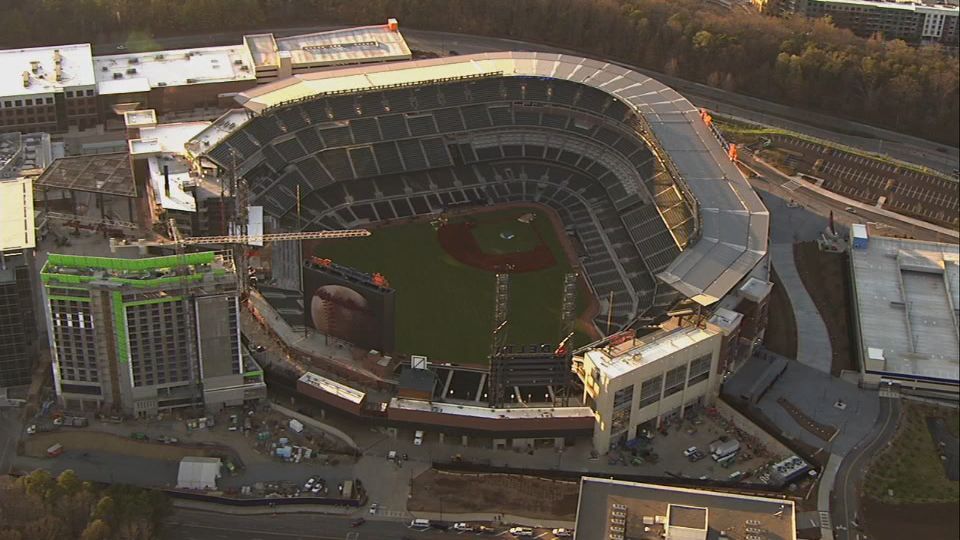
766,135,959,229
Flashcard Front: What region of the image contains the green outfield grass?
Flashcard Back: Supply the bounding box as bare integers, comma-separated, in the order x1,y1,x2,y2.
310,208,587,365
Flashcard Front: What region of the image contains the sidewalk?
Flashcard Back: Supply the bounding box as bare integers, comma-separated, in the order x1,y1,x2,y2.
769,243,833,374
270,403,359,451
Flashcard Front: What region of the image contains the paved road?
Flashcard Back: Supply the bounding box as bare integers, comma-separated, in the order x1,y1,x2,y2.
91,25,958,174
163,507,543,540
0,407,22,474
831,397,900,540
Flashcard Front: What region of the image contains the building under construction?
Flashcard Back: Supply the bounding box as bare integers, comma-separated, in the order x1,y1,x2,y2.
41,251,265,415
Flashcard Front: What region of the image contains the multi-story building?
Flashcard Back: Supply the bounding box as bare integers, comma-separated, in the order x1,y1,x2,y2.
41,251,265,415
0,44,98,133
574,477,797,540
244,19,410,83
0,177,39,388
769,0,959,44
575,310,748,452
1,21,411,133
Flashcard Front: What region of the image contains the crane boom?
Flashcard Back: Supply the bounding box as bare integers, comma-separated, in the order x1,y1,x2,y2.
178,229,370,245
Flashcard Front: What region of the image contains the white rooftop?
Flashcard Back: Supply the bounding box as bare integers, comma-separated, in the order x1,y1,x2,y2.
94,45,255,95
0,178,36,251
851,235,960,383
389,397,594,420
299,372,365,404
138,121,210,213
123,109,157,128
176,456,221,490
245,23,410,69
185,109,252,158
0,43,95,99
585,326,719,380
812,0,959,13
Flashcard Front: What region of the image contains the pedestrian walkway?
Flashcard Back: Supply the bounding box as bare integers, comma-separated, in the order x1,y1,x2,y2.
769,243,833,374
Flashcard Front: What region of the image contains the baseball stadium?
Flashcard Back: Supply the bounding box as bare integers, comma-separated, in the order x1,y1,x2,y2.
198,51,768,428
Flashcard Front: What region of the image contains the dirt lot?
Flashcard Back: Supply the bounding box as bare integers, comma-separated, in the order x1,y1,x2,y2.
408,469,579,519
863,499,959,540
793,242,854,375
23,430,224,461
763,267,798,359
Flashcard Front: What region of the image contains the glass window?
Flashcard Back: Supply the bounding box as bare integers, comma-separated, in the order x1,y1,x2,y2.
638,375,662,409
663,365,687,398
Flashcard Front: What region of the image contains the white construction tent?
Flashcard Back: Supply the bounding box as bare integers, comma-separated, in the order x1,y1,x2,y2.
176,456,222,490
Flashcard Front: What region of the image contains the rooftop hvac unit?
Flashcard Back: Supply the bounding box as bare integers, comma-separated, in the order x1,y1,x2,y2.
53,50,62,64
101,66,108,71
234,59,243,65
30,60,40,73
22,71,30,88
186,78,197,83
126,68,137,75
113,72,123,79
128,58,139,64
157,82,167,86
155,54,164,60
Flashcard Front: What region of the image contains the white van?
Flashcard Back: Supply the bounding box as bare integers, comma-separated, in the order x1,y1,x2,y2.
410,518,431,529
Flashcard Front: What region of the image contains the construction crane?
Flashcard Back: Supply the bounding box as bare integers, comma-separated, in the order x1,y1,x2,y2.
166,218,370,290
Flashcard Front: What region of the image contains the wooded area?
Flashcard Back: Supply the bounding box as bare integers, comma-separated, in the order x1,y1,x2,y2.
0,470,171,540
0,0,957,145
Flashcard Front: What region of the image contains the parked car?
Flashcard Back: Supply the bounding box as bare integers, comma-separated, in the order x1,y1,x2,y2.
553,528,574,537
351,518,365,527
688,450,707,462
414,430,424,446
453,522,475,532
683,446,698,458
369,503,378,515
509,527,534,537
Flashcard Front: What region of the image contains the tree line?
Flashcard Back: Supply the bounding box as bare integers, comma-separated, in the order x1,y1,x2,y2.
0,469,171,540
1,0,957,145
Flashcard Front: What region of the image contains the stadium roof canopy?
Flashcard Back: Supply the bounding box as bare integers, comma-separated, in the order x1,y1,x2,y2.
232,52,769,306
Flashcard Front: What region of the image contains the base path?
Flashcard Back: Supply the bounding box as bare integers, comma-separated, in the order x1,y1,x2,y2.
437,221,556,273
769,243,833,374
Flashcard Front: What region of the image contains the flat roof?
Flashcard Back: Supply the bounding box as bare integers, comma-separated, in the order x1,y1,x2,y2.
0,43,95,99
245,24,411,69
35,152,136,198
575,477,796,540
0,178,36,251
94,45,255,94
585,326,718,380
299,372,365,404
231,52,768,307
137,121,212,213
185,109,252,157
851,235,959,384
123,109,157,128
389,397,594,420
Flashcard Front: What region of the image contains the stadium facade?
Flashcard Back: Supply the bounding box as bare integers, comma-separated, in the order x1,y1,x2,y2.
189,51,770,450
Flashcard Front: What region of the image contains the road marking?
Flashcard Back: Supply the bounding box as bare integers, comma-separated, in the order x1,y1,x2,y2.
819,511,832,529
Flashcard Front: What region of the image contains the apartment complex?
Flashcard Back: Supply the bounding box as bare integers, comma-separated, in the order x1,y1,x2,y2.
0,21,410,134
0,178,39,388
760,0,959,43
42,251,265,415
